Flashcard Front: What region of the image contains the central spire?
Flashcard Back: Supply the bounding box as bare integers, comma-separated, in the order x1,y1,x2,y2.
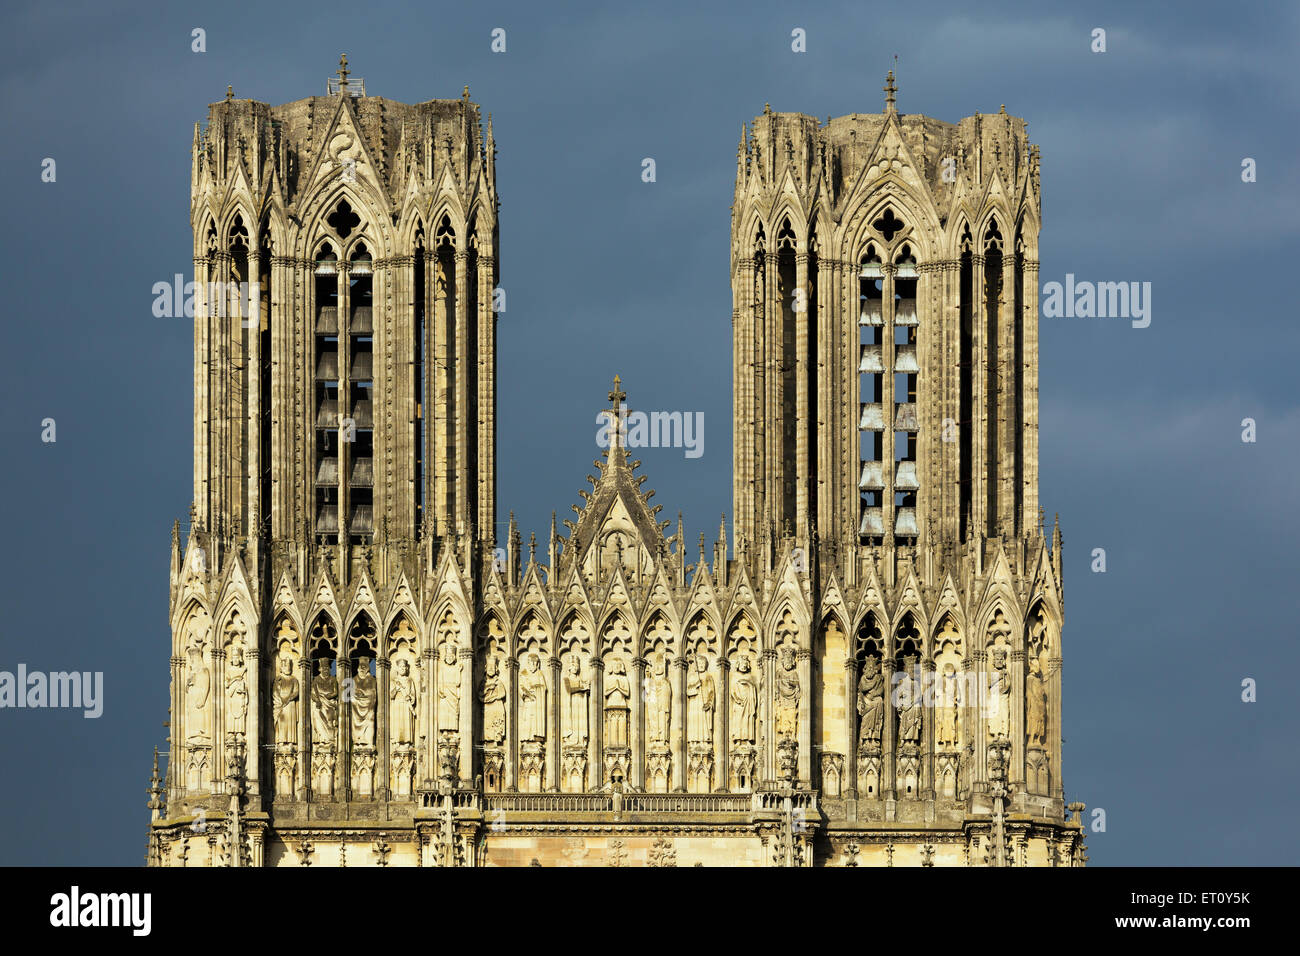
606,374,627,453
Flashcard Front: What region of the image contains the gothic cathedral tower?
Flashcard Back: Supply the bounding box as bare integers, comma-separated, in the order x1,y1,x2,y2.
147,65,1083,867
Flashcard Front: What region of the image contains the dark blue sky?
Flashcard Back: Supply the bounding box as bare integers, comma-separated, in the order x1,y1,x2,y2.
1,0,1296,864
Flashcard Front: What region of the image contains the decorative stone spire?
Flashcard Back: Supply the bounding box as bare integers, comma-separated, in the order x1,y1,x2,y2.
883,70,897,113
606,374,627,455
336,53,350,92
226,85,234,102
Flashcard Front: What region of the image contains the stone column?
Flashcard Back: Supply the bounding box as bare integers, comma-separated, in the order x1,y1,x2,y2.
1048,654,1063,800
672,655,687,791
630,656,645,790
921,655,936,801
246,645,260,797
761,648,775,782
717,657,730,791
796,648,812,786
1010,647,1025,791
845,657,859,797
882,655,897,803
453,250,470,531
971,650,986,792
504,656,518,791
297,657,311,801
971,253,987,537
421,648,436,783
377,656,390,800
169,654,184,794
548,655,561,791
459,646,474,786
589,658,603,791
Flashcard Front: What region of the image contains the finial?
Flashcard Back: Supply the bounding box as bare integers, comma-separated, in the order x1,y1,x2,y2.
463,85,470,100
337,53,350,91
226,85,234,102
529,532,536,563
883,70,897,113
1000,103,1007,115
764,102,772,114
605,373,628,453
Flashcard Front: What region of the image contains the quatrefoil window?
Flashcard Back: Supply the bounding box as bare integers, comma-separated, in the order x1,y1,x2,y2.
327,200,361,239
873,208,904,242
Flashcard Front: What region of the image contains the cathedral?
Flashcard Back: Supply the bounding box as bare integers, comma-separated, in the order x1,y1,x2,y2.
146,59,1086,867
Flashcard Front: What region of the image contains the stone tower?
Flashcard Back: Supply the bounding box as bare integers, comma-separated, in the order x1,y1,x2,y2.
147,67,1084,867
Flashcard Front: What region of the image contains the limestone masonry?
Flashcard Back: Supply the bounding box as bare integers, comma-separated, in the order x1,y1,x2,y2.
146,61,1085,867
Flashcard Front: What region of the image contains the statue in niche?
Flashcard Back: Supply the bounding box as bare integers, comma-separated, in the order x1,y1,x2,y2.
730,653,758,745
646,651,672,746
273,656,299,747
311,661,339,745
519,652,547,742
184,642,211,743
351,659,377,749
987,646,1010,739
389,659,417,747
225,645,248,737
857,657,885,747
604,657,631,748
480,652,506,745
896,655,922,747
563,655,590,744
437,642,461,731
774,644,801,739
936,662,962,748
686,655,715,745
1026,653,1048,747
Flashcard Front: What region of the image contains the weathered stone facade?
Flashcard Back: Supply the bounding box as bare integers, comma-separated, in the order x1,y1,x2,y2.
145,64,1085,867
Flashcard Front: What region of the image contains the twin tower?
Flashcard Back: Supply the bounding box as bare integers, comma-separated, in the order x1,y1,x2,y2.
147,62,1083,867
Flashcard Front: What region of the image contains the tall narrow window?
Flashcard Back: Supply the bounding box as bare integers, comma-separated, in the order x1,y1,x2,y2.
258,224,272,540
984,221,1003,537
1014,224,1026,536
348,243,374,545
958,228,973,541
777,218,797,521
893,246,919,540
314,243,340,543
414,234,426,531
858,246,884,542
229,215,250,535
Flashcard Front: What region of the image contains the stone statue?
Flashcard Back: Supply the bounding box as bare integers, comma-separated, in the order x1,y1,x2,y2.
225,645,248,737
272,656,299,747
480,652,506,744
1027,653,1048,746
604,657,631,748
311,662,339,745
987,646,1010,739
519,653,547,742
437,641,462,731
774,644,801,739
646,651,672,746
936,662,962,748
184,644,211,742
563,655,590,744
857,657,884,746
389,659,417,747
351,659,377,749
686,655,715,745
730,653,757,745
896,656,922,747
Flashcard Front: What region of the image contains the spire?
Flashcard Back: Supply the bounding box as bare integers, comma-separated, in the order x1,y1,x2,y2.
605,374,627,455
336,53,350,92
883,69,897,114
549,510,559,571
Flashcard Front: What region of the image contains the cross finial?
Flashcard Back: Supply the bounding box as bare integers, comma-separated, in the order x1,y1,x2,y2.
226,85,234,102
884,69,897,113
337,53,350,90
606,374,627,453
